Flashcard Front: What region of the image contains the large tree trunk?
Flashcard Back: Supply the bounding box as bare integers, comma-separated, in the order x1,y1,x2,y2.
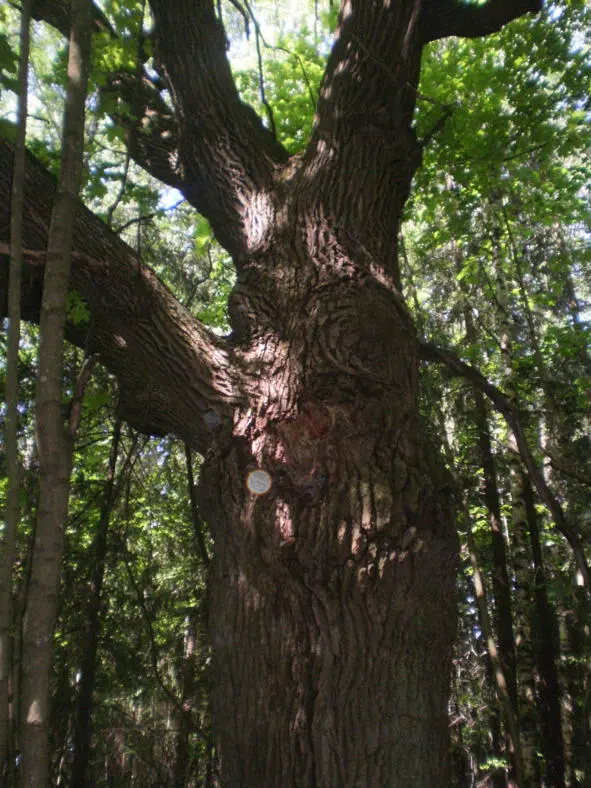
1,0,543,782
196,194,458,784
198,345,457,785
147,2,461,776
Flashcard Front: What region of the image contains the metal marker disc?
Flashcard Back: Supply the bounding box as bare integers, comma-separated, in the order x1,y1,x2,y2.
246,469,272,496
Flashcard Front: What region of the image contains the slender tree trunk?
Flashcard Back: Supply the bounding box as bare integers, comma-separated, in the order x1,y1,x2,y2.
463,501,525,787
564,585,591,787
459,275,518,781
483,653,507,788
502,206,571,785
170,446,210,786
1,2,32,780
492,227,539,781
20,2,91,783
173,614,198,788
510,457,540,786
10,503,34,786
473,387,518,700
71,418,122,786
495,217,562,784
488,236,520,718
185,445,210,568
523,476,565,786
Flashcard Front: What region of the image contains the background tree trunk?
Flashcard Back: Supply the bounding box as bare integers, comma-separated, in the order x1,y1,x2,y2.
525,475,565,787
460,273,516,784
511,459,541,786
464,501,526,787
0,1,32,780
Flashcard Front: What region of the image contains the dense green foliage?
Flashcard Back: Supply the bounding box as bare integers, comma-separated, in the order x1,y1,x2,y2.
1,0,589,783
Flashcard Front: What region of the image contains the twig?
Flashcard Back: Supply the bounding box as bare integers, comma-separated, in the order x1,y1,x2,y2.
114,198,184,234
105,149,131,228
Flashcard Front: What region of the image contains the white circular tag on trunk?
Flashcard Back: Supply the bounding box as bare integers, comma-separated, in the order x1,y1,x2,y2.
246,469,272,496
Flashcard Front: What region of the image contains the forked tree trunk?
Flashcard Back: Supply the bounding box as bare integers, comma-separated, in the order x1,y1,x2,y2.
148,0,538,780
0,0,542,782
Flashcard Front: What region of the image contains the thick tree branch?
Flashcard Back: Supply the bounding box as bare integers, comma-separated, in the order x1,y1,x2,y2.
35,0,291,256
29,0,184,193
0,138,242,453
148,0,289,257
420,0,543,44
31,0,115,37
298,0,424,282
419,339,590,591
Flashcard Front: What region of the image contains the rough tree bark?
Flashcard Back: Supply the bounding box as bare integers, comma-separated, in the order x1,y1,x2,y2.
1,0,542,783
